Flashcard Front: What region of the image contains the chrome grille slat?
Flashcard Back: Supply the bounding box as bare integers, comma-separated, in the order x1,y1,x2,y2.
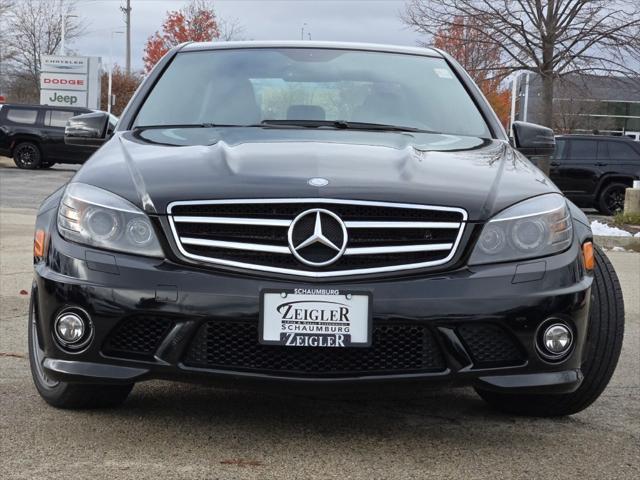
344,221,460,229
173,217,460,230
167,198,467,278
173,216,292,227
180,237,454,256
344,243,454,255
180,237,291,254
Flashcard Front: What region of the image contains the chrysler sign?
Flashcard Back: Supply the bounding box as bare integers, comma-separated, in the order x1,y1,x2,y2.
40,55,100,109
41,55,88,74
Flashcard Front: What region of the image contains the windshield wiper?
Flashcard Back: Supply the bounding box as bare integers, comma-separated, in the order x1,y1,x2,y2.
133,123,247,130
260,119,440,134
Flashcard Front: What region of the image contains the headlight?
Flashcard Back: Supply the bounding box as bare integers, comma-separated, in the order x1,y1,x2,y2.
469,194,572,265
58,183,163,257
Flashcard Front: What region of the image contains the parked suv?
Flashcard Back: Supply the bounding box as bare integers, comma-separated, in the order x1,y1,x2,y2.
29,42,624,417
0,104,114,169
550,135,640,215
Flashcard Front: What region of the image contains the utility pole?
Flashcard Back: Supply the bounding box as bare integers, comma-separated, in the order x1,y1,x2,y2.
120,0,132,75
109,30,124,114
522,72,531,123
60,0,65,54
60,14,78,56
509,73,519,138
61,18,65,54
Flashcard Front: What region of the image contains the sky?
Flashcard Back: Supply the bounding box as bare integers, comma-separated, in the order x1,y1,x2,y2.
73,0,422,71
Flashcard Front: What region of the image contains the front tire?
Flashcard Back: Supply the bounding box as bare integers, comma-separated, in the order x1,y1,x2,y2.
13,141,43,169
476,245,624,416
28,293,133,409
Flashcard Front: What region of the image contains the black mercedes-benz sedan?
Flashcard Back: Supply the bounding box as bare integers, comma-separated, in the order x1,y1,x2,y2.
29,41,624,416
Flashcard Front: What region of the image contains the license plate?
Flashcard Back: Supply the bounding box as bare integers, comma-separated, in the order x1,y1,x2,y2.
260,289,372,347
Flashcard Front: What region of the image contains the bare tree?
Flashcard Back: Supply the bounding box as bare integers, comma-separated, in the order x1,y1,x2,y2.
0,0,12,22
403,1,640,131
0,0,12,21
186,0,246,41
0,1,15,96
5,0,85,94
0,0,14,55
218,17,246,41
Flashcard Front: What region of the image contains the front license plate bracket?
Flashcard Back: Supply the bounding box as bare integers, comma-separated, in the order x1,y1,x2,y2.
259,288,372,347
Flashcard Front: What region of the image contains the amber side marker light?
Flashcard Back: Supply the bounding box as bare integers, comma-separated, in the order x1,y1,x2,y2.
34,230,46,257
582,241,594,271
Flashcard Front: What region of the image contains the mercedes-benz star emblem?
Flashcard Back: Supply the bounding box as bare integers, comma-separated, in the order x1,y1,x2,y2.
288,209,348,267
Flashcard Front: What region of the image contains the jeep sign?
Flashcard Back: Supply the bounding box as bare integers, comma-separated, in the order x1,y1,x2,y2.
40,55,101,108
39,90,87,107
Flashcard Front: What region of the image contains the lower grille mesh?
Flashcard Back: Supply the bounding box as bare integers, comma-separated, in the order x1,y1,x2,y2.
457,323,525,368
183,320,447,376
103,316,173,358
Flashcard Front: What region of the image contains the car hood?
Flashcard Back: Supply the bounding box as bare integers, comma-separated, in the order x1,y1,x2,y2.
72,127,557,221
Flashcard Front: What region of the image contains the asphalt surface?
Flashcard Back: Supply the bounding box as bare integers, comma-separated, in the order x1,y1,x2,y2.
1,158,639,479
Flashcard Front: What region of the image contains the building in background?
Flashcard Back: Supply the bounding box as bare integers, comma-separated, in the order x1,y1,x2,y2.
512,72,640,139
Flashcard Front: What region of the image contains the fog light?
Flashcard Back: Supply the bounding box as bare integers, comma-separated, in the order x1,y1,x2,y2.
544,324,572,353
56,313,84,342
537,321,573,361
53,309,93,351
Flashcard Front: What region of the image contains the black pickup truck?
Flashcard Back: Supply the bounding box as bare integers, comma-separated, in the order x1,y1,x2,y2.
550,135,640,215
0,104,114,169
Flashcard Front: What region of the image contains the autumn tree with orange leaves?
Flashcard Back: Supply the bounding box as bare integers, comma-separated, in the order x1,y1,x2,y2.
143,0,220,73
432,17,510,127
100,65,141,116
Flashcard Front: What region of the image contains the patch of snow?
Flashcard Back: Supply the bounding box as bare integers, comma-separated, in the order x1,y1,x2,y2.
635,232,640,238
611,246,627,252
590,220,632,237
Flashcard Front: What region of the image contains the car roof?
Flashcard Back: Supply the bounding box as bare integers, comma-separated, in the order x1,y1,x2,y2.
0,103,91,111
180,40,442,58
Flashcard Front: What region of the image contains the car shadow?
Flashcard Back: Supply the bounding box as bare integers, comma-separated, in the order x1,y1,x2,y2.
110,381,575,435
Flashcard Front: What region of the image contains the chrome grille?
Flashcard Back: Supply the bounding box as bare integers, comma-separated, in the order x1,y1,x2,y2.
167,199,467,277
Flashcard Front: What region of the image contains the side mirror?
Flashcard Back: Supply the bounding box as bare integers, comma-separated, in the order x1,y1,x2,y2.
65,112,110,147
512,121,555,156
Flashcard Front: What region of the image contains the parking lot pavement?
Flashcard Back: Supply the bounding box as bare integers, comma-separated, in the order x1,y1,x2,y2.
1,159,639,479
0,157,80,210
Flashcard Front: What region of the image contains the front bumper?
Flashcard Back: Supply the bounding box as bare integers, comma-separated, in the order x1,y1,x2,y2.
33,225,592,395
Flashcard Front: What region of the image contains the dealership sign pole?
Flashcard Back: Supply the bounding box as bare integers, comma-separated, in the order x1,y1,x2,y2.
39,55,101,109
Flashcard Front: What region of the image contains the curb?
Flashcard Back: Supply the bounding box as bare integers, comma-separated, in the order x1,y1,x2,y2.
594,235,640,252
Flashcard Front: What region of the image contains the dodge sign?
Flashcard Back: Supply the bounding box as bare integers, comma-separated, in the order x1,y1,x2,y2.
40,73,87,91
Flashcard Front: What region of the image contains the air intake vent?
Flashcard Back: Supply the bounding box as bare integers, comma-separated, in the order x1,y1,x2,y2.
183,320,447,376
103,316,173,359
457,323,525,368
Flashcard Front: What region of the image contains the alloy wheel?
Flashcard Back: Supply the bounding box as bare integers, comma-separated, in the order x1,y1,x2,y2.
605,188,625,213
15,144,40,169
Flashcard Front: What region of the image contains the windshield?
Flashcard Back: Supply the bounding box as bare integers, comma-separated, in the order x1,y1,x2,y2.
134,48,491,138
